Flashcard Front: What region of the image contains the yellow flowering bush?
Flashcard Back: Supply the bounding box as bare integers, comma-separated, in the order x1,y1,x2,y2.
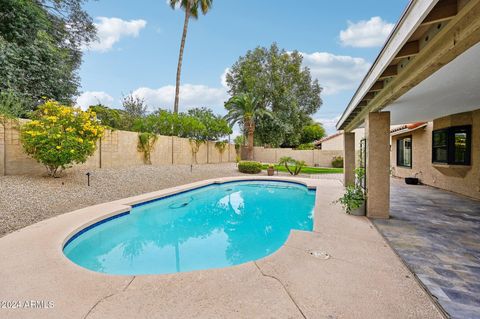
21,100,105,177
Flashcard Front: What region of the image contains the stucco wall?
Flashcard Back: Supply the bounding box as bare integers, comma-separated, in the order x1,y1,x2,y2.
390,110,480,200
0,123,237,176
251,146,342,167
321,134,344,150
321,129,365,165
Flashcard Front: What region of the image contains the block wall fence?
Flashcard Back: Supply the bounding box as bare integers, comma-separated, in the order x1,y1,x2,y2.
248,146,343,167
0,120,237,176
0,120,343,176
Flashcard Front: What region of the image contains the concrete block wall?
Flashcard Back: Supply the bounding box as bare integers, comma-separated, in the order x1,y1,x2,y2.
2,120,45,175
0,122,237,176
252,146,342,167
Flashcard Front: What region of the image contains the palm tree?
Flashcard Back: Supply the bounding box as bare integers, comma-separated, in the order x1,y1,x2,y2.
169,0,213,114
224,93,271,160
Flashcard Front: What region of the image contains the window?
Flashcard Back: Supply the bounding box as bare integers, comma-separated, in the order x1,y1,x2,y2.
397,136,412,167
432,129,448,163
432,125,471,165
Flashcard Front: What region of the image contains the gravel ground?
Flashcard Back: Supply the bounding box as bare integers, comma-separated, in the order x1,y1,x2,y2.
0,164,247,238
0,164,341,238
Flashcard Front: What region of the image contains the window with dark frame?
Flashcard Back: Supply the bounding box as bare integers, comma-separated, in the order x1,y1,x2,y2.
396,136,412,168
432,125,472,165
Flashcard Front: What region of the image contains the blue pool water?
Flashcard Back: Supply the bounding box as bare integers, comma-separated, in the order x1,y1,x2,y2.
63,181,316,275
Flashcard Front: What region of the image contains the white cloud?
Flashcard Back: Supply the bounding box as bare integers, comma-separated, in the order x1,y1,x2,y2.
84,17,147,52
76,91,114,110
315,115,340,133
339,16,394,48
220,68,230,88
132,84,229,114
300,52,371,95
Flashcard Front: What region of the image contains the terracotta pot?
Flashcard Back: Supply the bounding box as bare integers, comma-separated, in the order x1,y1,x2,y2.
267,167,275,176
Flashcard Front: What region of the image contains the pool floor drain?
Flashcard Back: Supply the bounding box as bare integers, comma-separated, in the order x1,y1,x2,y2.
308,250,331,260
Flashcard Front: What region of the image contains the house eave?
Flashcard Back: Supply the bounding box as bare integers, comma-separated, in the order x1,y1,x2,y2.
336,0,438,131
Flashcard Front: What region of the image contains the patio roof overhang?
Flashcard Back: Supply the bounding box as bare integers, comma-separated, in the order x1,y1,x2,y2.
337,0,480,132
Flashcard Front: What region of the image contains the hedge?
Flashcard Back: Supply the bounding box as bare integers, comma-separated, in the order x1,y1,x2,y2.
331,156,344,168
238,161,262,174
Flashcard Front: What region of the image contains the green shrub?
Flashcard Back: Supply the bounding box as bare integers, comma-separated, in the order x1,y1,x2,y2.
21,100,104,177
331,156,344,168
296,143,315,150
301,123,326,144
238,161,262,174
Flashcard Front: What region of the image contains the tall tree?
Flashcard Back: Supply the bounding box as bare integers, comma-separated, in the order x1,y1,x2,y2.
187,107,232,140
169,0,213,113
122,94,148,118
301,123,326,144
225,43,323,147
0,0,95,106
224,93,271,160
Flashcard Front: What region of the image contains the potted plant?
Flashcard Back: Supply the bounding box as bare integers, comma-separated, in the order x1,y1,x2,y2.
267,164,275,176
337,186,365,216
336,168,366,216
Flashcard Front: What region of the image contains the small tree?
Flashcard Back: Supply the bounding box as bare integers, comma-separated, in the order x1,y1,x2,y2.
122,94,148,118
189,139,204,164
137,132,158,164
182,116,207,164
21,100,104,177
215,140,228,163
121,93,148,130
0,90,28,122
278,156,306,176
88,104,131,131
187,107,232,140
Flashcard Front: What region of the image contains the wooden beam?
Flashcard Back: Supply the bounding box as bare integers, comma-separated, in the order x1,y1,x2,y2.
358,100,367,107
344,0,480,132
379,65,398,79
363,92,375,100
421,0,457,25
370,81,384,92
396,41,420,58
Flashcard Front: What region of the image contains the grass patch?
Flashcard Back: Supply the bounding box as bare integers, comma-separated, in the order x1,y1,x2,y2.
261,164,343,174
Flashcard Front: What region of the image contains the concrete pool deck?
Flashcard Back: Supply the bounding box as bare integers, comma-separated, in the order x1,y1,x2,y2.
0,176,442,318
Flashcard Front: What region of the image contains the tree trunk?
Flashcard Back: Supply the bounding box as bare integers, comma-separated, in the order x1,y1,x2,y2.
247,124,254,161
174,2,191,113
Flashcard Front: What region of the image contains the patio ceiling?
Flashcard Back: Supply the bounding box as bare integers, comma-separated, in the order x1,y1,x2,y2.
337,0,480,131
384,42,480,125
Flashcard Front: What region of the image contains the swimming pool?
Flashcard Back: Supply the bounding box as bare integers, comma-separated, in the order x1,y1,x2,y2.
63,180,316,275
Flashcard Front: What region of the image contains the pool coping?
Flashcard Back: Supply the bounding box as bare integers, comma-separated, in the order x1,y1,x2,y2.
0,176,444,319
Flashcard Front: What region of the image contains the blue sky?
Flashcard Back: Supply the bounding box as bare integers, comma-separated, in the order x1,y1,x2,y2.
77,0,409,134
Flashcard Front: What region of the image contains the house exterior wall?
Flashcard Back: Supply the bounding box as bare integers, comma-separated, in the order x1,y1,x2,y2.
391,110,480,200
321,135,344,150
320,129,365,152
